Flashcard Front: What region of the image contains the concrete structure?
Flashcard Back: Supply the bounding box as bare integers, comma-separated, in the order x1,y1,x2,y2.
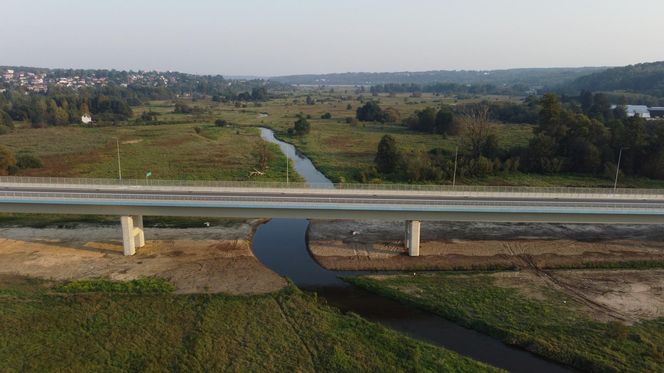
405,220,421,256
120,215,145,255
1,177,664,257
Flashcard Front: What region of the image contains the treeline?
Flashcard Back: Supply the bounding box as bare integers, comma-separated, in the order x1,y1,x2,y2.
356,99,540,130
369,83,527,96
0,86,134,127
563,61,664,98
363,93,664,183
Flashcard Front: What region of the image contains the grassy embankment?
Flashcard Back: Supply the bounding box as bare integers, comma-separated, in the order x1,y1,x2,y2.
349,273,664,373
0,276,499,372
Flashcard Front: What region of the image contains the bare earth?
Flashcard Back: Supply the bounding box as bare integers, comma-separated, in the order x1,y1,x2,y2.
312,220,664,322
308,220,664,271
0,221,285,294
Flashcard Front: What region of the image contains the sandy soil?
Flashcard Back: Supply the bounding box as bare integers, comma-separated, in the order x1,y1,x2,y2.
0,222,285,294
308,220,664,271
493,269,664,322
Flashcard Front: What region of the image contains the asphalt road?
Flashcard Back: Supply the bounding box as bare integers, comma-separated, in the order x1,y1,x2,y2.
1,186,663,210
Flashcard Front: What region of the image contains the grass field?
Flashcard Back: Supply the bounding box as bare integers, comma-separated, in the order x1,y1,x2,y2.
0,123,299,182
349,273,664,373
0,276,498,372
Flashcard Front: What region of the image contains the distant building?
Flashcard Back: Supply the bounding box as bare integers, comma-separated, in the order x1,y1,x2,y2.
81,114,92,124
625,105,651,118
649,107,664,118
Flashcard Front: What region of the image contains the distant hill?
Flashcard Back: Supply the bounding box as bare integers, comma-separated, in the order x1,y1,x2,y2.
271,67,606,88
563,61,664,97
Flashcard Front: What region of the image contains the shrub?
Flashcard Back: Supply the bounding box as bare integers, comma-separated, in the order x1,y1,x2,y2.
321,112,332,119
56,277,175,294
16,153,43,169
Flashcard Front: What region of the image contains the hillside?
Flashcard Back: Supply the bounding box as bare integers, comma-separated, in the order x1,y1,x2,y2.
563,61,664,97
271,67,606,88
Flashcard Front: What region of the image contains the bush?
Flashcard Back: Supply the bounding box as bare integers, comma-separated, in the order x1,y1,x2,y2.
605,321,629,340
193,126,202,134
321,112,332,119
16,153,43,169
215,119,228,127
0,145,16,176
56,277,175,294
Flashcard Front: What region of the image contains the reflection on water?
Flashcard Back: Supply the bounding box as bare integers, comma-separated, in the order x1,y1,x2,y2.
259,127,333,188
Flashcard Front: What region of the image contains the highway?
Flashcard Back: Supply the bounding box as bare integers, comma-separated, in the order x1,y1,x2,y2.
1,180,664,224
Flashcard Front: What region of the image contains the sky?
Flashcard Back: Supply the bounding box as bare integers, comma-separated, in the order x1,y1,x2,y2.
1,0,663,76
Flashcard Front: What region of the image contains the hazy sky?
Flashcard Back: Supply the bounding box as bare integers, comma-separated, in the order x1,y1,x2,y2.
2,0,663,76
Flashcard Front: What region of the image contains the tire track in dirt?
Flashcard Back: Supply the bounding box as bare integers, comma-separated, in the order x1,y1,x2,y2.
503,241,630,321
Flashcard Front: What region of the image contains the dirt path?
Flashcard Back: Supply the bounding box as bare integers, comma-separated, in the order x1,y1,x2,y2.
0,221,285,294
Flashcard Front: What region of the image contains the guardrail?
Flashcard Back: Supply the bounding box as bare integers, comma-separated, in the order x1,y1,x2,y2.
1,176,664,197
2,190,664,211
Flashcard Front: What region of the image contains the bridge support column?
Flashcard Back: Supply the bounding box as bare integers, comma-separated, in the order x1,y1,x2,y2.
405,220,421,257
121,215,145,256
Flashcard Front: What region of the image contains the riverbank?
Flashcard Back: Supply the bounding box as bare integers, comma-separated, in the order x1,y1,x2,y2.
0,220,285,294
308,220,664,271
349,271,664,372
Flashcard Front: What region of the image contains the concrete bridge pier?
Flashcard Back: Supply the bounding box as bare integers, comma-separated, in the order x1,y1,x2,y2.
405,220,421,257
121,215,145,256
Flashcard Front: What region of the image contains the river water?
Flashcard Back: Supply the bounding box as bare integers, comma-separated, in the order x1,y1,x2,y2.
254,127,570,373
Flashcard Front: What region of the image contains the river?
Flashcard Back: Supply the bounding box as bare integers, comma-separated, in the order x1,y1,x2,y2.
254,127,570,373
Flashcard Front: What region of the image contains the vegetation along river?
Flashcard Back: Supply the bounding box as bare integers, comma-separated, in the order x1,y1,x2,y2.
254,127,571,373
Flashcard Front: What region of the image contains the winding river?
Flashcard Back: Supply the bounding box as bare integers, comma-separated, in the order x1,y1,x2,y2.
254,127,570,373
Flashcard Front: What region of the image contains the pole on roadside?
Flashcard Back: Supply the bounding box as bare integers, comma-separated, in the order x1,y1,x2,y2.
452,146,458,188
614,147,627,191
116,138,122,182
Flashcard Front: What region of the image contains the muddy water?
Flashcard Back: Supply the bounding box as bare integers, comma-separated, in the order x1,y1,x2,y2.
254,128,571,373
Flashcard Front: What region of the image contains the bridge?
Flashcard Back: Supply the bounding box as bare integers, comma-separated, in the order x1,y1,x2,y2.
1,176,664,256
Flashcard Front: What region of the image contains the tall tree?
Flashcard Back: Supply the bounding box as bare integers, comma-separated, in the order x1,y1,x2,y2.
374,135,400,174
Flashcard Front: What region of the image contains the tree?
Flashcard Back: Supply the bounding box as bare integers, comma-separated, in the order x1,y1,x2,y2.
382,107,401,123
459,105,496,160
356,101,384,122
0,110,12,129
435,108,455,135
0,145,16,175
374,135,400,174
251,87,268,101
579,90,593,113
252,142,272,172
291,115,310,135
537,93,565,139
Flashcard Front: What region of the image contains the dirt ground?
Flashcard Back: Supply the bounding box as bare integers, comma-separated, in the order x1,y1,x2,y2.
0,221,285,294
308,220,664,271
493,269,664,323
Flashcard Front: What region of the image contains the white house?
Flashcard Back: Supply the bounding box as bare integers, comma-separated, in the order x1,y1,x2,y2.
81,114,93,124
625,105,651,118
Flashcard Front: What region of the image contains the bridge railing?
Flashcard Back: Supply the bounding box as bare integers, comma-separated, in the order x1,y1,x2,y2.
1,176,664,197
1,190,663,211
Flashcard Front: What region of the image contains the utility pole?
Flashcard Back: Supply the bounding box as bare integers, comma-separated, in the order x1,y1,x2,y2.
452,146,458,188
614,147,627,191
115,138,122,182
